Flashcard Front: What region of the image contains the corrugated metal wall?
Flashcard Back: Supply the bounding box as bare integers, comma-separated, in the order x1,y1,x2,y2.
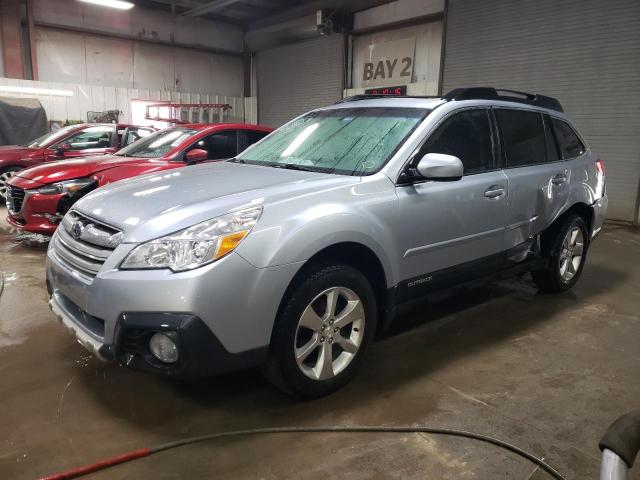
443,0,640,221
257,35,344,127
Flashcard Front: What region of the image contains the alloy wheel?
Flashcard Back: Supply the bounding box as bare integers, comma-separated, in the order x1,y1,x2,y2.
0,170,17,200
294,286,365,381
559,226,584,282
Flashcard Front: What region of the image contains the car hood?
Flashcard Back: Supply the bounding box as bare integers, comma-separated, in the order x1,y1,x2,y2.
0,145,39,161
74,161,360,243
15,155,171,184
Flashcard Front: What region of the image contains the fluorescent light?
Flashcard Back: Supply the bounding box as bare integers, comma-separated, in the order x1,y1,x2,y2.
0,86,74,97
78,0,135,10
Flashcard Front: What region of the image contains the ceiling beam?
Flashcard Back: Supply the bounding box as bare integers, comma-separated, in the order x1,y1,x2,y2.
181,0,244,17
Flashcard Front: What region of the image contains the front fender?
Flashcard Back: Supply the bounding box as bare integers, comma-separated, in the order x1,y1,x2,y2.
237,212,399,288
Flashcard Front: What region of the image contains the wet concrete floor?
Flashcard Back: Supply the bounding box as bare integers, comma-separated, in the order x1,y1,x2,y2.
0,205,639,479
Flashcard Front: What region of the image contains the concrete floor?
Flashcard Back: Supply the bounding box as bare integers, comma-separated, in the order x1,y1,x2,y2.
0,204,639,480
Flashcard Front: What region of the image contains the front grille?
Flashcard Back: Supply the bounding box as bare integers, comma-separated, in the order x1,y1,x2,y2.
53,292,106,339
51,210,123,278
6,185,25,213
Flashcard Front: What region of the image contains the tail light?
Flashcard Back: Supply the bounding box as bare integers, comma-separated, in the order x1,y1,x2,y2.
595,159,605,199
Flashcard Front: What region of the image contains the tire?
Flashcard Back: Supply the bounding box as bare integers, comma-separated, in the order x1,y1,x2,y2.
264,263,377,399
0,166,21,203
532,214,589,293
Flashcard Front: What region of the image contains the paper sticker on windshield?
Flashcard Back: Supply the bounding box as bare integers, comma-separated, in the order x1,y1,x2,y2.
361,161,376,170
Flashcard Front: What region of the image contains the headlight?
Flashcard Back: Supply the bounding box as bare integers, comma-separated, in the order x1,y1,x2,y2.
34,178,96,195
120,206,263,272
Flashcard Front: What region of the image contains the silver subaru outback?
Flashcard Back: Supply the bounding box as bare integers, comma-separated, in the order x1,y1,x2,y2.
46,88,607,398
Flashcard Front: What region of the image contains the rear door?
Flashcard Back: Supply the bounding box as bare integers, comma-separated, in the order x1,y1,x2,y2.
496,109,571,250
393,108,509,295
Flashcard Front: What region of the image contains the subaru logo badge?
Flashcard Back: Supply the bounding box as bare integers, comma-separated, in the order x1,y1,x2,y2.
71,221,84,239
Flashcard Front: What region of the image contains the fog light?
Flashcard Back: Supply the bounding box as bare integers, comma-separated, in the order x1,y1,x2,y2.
149,333,178,364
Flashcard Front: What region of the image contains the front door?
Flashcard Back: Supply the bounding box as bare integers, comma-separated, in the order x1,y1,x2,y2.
45,125,117,161
392,108,509,298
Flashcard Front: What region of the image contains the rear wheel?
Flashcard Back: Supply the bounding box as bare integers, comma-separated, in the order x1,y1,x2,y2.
264,263,377,399
0,166,21,203
532,214,589,292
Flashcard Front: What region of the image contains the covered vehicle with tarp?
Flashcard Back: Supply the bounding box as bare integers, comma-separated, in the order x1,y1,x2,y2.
0,97,47,146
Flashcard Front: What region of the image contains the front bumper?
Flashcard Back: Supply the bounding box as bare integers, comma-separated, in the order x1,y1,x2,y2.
49,292,267,378
7,190,64,235
46,244,304,378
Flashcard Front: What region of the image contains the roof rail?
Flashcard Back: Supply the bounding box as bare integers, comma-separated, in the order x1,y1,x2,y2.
336,94,440,104
443,87,563,112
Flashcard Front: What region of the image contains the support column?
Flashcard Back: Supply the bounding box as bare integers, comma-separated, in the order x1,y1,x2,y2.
0,0,26,79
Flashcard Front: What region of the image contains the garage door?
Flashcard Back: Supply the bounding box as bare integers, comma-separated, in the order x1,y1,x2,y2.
443,0,640,221
257,35,344,128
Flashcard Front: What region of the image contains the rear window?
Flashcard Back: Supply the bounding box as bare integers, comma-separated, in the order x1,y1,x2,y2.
550,118,585,159
495,109,547,167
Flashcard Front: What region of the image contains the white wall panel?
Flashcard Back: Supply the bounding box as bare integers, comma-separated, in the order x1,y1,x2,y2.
85,35,133,88
35,28,243,97
132,42,175,91
35,29,87,84
0,77,244,124
32,0,243,53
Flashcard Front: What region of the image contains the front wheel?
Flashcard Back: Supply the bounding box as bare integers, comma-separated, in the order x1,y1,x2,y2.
0,166,21,203
532,214,589,293
265,263,377,399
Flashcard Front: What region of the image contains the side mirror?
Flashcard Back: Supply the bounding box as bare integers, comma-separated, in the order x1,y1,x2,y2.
415,153,463,181
185,149,208,163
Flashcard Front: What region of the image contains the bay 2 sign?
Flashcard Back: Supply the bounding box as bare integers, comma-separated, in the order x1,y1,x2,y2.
361,37,415,88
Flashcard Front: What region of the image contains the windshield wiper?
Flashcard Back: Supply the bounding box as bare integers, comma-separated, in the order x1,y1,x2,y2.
272,163,317,172
227,157,245,164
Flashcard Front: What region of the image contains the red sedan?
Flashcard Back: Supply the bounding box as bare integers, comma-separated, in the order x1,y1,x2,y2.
0,123,155,202
5,123,273,235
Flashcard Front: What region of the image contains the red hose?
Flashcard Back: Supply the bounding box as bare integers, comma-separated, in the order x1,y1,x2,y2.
38,448,151,480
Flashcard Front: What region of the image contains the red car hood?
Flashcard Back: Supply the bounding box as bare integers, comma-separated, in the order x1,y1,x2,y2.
14,155,172,185
0,145,39,161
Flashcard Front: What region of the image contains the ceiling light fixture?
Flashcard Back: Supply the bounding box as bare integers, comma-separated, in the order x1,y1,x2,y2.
0,85,74,97
78,0,135,10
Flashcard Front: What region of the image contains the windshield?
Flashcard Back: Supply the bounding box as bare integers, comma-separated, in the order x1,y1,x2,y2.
237,107,427,175
116,128,198,158
23,125,79,148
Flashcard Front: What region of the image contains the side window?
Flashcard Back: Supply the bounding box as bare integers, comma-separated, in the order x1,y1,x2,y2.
421,109,494,175
495,109,547,167
543,115,561,162
122,127,153,147
189,131,238,160
238,130,269,153
60,126,115,151
550,118,585,159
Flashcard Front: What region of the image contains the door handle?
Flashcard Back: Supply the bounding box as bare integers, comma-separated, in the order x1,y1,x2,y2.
484,185,506,199
552,173,567,185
